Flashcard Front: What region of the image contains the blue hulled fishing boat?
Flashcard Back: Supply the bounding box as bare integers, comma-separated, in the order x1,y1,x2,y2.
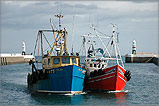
27,14,86,94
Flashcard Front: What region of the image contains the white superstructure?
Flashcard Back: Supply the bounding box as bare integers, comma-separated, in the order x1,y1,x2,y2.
82,24,124,74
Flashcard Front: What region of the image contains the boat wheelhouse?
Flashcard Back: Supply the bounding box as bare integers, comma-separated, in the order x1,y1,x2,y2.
42,56,80,69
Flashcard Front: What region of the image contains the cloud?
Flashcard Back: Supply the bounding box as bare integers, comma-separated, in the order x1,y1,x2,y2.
1,1,158,54
2,1,157,28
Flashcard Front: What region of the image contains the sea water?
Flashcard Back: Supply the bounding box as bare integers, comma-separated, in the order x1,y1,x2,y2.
0,60,159,105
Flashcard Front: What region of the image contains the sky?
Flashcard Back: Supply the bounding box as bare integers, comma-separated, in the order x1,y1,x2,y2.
0,0,158,56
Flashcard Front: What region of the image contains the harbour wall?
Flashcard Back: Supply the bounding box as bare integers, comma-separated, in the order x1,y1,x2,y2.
0,56,32,65
125,56,159,66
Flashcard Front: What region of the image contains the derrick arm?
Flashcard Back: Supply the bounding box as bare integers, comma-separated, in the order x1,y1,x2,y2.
48,33,60,56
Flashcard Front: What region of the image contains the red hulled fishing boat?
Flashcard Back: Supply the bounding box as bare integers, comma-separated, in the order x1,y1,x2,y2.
82,24,131,91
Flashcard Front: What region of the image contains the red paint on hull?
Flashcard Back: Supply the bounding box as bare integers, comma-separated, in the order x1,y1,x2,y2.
86,65,127,91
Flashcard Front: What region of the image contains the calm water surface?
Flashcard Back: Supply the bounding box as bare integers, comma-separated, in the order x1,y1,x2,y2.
0,62,159,105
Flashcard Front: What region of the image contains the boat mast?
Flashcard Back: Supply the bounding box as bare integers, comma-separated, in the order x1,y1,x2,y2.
50,18,58,50
115,26,124,68
111,24,119,65
55,14,63,30
48,14,69,56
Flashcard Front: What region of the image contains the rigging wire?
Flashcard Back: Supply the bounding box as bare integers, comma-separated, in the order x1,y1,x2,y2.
43,33,52,48
33,32,39,56
91,25,110,37
42,43,53,55
42,32,55,55
52,22,58,30
37,33,40,69
71,1,76,54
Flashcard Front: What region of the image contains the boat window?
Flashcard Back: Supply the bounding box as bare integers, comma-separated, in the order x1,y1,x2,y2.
44,59,47,65
62,57,70,64
98,64,100,68
94,64,96,67
102,64,104,68
48,58,50,65
90,64,92,67
54,58,60,64
87,59,89,62
72,58,77,64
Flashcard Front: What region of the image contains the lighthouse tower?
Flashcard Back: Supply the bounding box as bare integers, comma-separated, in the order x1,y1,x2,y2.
22,41,26,55
132,40,136,55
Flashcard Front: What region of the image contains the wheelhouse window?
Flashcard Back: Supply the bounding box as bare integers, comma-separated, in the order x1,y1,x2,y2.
54,58,60,64
72,58,77,64
62,57,70,64
44,59,47,65
48,58,50,65
94,64,96,67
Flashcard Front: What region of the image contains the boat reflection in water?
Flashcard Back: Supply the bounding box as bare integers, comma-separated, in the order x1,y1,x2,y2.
30,93,86,105
85,90,129,105
30,90,128,105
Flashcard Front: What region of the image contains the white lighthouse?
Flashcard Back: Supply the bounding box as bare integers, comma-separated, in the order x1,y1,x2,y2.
132,40,136,55
22,41,26,55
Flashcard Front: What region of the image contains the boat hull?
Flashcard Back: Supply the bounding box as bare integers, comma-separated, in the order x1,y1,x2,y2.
28,65,86,94
85,65,127,91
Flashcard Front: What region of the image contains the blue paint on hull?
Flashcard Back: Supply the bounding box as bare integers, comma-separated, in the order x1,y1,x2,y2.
28,65,85,93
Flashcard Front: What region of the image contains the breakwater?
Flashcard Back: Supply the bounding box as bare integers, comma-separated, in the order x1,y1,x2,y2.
0,53,34,65
125,54,159,66
0,56,32,65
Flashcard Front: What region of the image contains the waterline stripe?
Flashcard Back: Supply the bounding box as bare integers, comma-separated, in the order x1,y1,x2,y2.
89,71,116,80
88,75,115,83
36,90,82,94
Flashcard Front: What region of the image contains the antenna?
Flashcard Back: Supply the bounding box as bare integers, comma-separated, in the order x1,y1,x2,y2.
110,23,119,43
55,14,64,30
96,14,98,28
72,16,75,54
110,23,117,36
116,25,120,43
